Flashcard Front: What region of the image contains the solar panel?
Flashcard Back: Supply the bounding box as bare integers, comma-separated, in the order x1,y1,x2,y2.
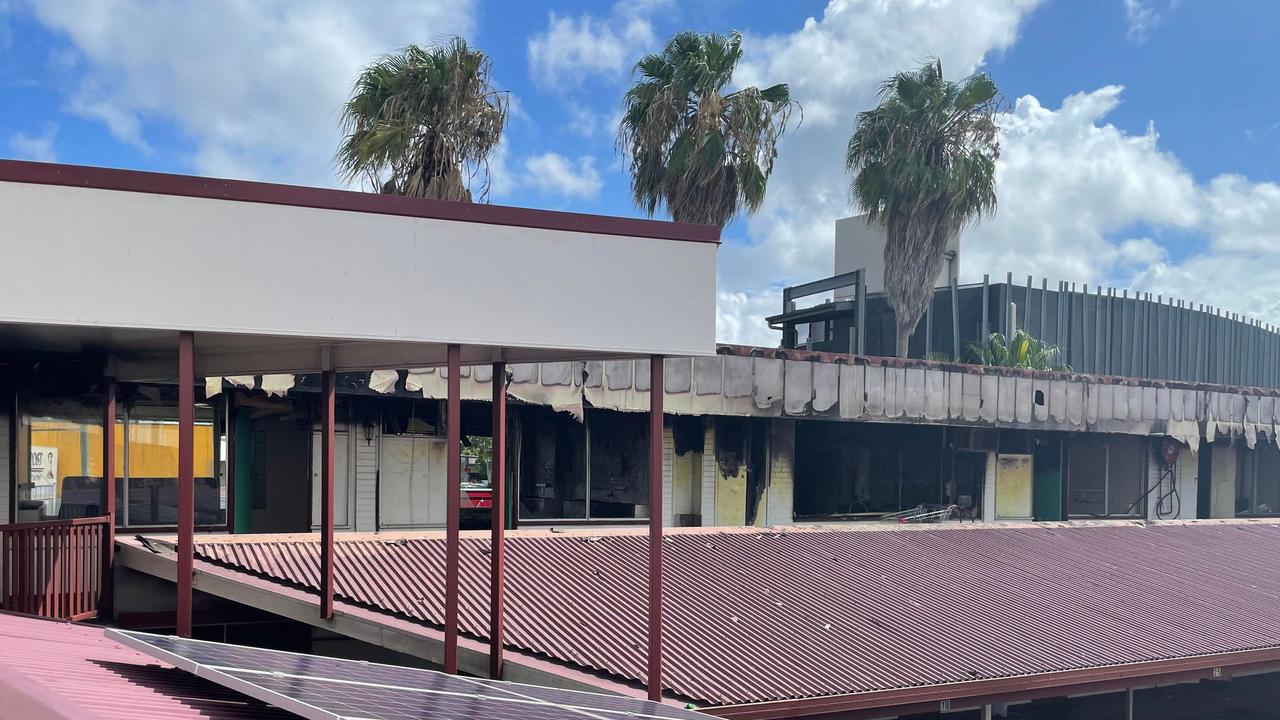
107,629,709,720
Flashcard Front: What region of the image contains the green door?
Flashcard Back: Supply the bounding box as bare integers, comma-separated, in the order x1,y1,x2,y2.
1032,438,1064,521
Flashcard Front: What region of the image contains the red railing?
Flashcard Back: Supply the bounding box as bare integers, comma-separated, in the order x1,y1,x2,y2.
1,516,109,621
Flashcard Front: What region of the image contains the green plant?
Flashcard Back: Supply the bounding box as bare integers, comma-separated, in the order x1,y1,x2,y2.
617,31,798,227
966,330,1070,371
337,38,508,202
846,59,1000,358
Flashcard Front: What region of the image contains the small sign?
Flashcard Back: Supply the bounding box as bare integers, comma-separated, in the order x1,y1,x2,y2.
30,446,58,487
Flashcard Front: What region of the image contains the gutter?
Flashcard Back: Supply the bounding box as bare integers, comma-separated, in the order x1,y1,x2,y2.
706,647,1280,719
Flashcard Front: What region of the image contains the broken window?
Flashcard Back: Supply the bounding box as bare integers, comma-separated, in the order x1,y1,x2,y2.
1066,434,1146,517
517,406,586,520
794,423,950,519
515,407,655,522
588,410,648,519
1237,443,1280,516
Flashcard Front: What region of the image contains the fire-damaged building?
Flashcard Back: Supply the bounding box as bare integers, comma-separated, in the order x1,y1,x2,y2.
5,163,1280,720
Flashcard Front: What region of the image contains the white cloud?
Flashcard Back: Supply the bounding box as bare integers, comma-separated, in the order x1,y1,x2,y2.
521,152,604,199
963,86,1200,283
1116,238,1168,266
1124,0,1160,43
7,123,57,161
527,0,667,88
26,0,475,185
716,0,1042,345
1129,173,1280,321
971,85,1280,328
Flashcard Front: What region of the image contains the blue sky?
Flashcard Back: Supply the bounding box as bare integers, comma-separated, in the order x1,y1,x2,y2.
2,0,1277,344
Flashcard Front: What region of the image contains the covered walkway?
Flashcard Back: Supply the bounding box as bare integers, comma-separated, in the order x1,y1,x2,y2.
0,158,718,701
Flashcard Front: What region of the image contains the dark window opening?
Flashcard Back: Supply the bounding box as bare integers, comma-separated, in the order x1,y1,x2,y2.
1066,434,1146,517
517,406,586,520
794,423,962,519
588,410,648,519
1237,443,1280,516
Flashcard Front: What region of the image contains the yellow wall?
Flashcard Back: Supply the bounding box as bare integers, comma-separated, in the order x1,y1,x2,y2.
29,420,215,491
995,453,1034,520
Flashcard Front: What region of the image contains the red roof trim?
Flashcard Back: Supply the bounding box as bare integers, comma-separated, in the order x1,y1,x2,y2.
0,159,721,244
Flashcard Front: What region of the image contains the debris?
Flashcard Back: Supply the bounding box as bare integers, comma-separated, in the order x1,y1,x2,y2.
368,369,399,394
261,374,296,397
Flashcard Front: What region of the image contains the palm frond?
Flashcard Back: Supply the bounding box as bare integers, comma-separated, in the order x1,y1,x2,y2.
617,30,799,227
967,331,1070,371
847,58,1002,357
337,38,508,202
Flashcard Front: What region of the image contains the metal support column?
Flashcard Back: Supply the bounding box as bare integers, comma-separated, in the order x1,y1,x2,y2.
1004,272,1013,335
647,355,664,702
924,302,933,357
855,279,867,354
950,276,960,360
176,331,194,638
489,361,508,680
444,344,462,674
100,380,117,617
320,369,335,620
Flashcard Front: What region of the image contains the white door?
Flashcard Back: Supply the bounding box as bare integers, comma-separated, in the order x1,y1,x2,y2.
378,435,447,528
311,431,351,529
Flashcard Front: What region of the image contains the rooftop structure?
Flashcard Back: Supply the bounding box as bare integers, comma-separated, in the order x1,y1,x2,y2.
0,159,719,700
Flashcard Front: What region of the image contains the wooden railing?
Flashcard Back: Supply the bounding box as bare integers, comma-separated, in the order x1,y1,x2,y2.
1,516,109,621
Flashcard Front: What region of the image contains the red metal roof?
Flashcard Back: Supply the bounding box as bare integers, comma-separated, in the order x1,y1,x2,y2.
194,522,1280,708
0,612,296,720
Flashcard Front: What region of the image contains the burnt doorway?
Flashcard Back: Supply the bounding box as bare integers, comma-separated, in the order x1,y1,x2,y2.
946,451,987,520
245,412,311,533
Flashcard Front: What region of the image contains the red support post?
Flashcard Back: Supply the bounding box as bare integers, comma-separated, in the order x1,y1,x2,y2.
444,344,462,674
647,355,664,702
101,380,116,617
176,331,194,638
320,369,336,620
488,361,507,679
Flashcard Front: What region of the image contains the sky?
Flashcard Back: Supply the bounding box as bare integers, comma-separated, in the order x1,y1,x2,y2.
1,0,1277,347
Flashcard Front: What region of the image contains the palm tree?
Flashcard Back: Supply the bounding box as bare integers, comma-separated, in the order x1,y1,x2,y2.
846,59,1000,358
337,39,507,202
618,31,797,227
967,330,1070,371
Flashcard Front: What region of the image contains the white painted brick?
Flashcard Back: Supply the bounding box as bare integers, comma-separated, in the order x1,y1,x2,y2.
355,425,379,531
700,419,717,526
766,420,794,526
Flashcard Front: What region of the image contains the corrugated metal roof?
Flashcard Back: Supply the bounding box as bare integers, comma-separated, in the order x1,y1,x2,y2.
0,612,297,720
195,522,1280,707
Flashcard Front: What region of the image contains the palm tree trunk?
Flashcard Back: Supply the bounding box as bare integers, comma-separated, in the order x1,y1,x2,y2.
896,323,912,359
